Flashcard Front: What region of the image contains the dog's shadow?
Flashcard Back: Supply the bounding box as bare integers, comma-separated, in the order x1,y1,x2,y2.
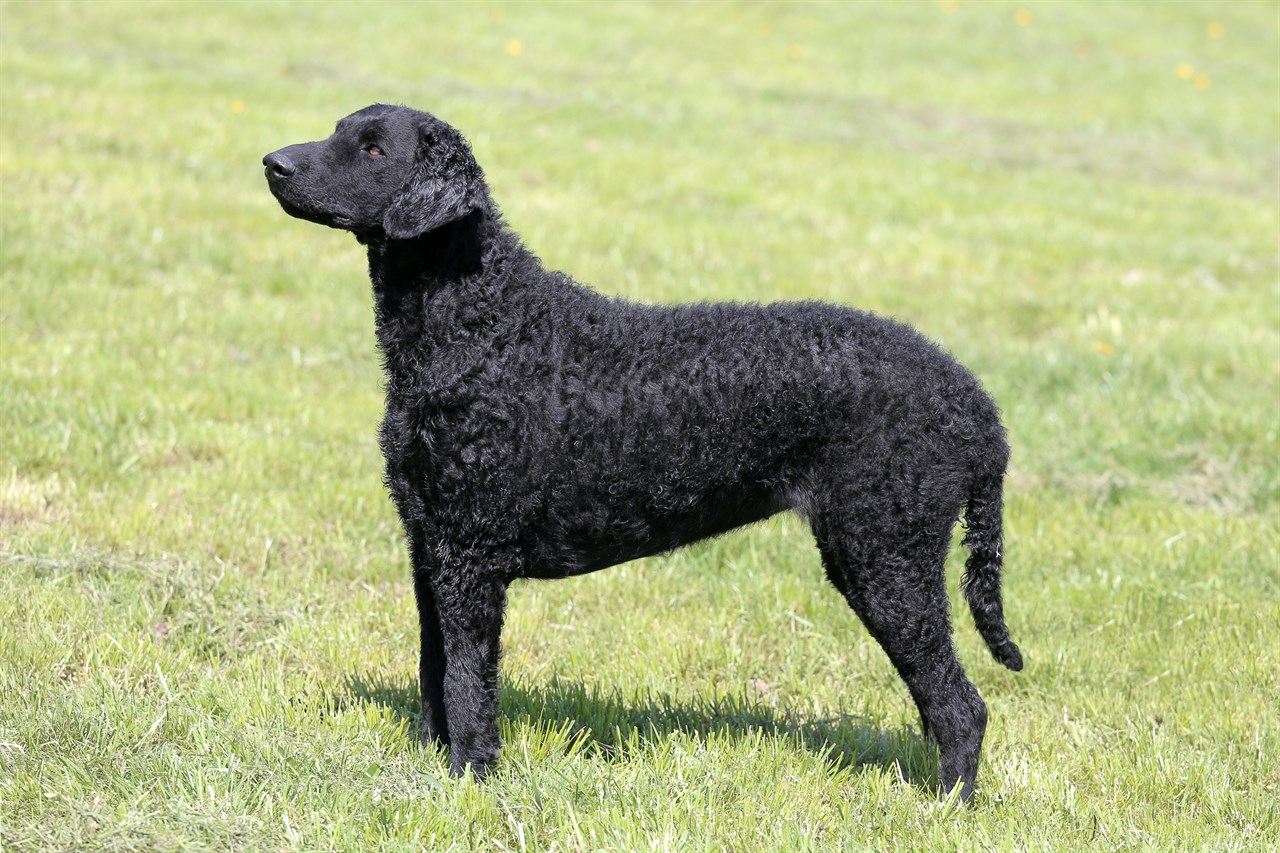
340,673,938,791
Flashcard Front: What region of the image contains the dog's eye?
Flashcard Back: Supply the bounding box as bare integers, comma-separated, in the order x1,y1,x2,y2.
366,145,384,157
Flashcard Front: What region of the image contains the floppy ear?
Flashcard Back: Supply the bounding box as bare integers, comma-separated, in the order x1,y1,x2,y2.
383,120,486,240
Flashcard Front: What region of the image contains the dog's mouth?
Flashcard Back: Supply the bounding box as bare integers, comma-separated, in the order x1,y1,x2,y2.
268,188,355,231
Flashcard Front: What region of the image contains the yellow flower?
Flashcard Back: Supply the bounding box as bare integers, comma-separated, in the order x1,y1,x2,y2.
230,98,245,115
1194,73,1211,91
786,43,802,59
1015,9,1033,27
939,0,958,13
1207,21,1225,39
505,39,524,57
1175,63,1194,80
1093,341,1114,355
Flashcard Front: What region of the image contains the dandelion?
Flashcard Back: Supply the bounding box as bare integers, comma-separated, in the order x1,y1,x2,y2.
786,43,802,60
505,38,524,57
1015,9,1033,27
1207,21,1224,39
939,0,958,13
1175,63,1195,80
230,98,245,114
1093,341,1114,355
1194,72,1211,91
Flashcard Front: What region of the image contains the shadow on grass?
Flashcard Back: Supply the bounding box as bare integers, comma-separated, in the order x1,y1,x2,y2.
340,673,938,792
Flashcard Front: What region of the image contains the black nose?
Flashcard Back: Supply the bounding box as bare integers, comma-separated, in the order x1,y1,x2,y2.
263,151,295,178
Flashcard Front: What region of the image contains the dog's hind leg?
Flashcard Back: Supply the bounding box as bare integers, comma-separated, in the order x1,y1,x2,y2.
811,506,988,802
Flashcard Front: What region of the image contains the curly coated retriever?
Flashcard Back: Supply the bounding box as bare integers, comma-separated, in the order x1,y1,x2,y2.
263,104,1022,801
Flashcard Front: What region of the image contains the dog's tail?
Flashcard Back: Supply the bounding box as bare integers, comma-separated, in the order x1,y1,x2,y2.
961,467,1023,671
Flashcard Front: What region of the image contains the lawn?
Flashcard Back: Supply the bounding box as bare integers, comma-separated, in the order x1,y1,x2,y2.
1,0,1277,850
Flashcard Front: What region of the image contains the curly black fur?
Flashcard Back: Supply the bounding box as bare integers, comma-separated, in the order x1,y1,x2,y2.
264,104,1022,801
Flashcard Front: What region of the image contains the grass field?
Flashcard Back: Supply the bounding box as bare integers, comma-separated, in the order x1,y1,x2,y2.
2,0,1278,849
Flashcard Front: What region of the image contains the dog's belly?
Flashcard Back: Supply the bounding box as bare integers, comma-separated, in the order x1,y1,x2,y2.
527,485,788,579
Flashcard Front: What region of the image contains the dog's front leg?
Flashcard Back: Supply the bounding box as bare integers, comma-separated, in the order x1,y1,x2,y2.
411,554,449,750
434,572,507,779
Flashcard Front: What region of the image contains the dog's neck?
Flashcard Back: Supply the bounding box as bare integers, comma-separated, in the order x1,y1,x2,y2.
365,211,489,298
364,210,532,384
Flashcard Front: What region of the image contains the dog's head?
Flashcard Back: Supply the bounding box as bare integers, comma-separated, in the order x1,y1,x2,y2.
263,104,487,241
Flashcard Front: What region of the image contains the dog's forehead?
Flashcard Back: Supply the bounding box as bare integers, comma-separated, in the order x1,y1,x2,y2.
336,104,430,136
335,108,385,136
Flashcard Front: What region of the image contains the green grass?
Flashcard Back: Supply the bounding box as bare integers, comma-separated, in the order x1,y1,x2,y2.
2,0,1277,849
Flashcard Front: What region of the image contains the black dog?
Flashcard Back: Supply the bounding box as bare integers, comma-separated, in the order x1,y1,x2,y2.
264,104,1022,801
